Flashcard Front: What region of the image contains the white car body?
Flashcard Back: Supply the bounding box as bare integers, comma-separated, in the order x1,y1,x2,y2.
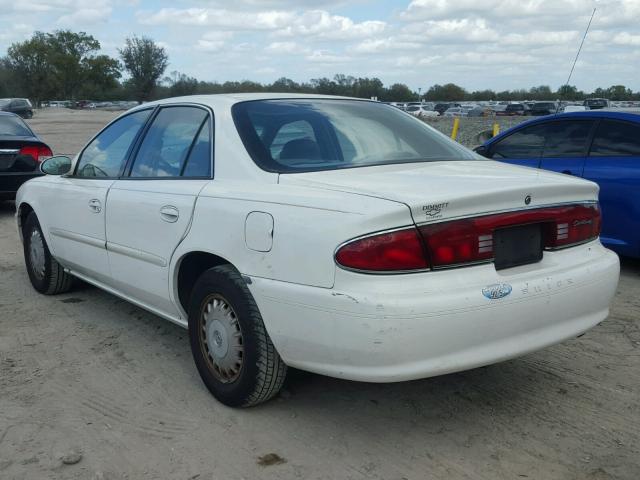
16,93,619,384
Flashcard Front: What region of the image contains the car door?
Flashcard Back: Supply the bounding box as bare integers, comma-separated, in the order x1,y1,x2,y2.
38,109,152,283
538,119,595,176
584,118,640,257
105,105,213,317
487,123,547,169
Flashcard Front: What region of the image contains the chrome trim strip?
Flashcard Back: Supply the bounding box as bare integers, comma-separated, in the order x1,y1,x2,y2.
106,242,167,267
49,228,106,249
0,149,19,154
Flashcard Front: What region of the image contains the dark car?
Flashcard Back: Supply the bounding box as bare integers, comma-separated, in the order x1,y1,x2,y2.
475,111,640,258
0,98,34,119
434,102,460,115
584,98,609,110
0,112,52,200
528,102,557,116
496,103,527,116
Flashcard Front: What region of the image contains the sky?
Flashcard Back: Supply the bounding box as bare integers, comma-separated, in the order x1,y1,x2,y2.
0,0,639,92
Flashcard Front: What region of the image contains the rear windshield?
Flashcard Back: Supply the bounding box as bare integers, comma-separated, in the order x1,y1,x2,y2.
232,99,476,173
0,115,32,136
0,99,10,107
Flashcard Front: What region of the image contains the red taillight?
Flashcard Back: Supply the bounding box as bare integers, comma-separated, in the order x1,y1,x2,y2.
419,203,601,268
335,228,429,271
19,145,53,163
335,204,600,273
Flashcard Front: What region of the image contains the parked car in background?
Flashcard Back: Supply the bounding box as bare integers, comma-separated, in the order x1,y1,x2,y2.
0,98,34,119
434,103,460,115
584,98,610,110
475,110,640,258
0,112,51,199
563,105,587,113
443,106,465,117
497,103,527,116
467,106,492,117
16,94,619,407
528,102,558,116
406,105,438,118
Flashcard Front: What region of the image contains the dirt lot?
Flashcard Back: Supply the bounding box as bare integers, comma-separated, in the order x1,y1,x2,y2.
1,109,639,480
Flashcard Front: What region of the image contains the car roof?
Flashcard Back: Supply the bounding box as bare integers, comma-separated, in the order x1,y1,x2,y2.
133,93,362,112
485,110,640,145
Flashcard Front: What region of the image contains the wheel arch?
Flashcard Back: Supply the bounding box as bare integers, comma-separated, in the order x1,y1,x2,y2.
174,250,238,315
16,201,35,242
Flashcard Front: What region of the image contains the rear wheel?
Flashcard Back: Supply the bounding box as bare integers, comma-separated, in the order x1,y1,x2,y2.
23,212,73,294
188,265,287,407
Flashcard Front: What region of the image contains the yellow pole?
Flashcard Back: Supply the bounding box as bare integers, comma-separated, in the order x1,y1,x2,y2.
451,117,460,140
492,123,500,137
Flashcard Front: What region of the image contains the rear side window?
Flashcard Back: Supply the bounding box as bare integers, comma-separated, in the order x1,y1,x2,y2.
76,109,151,177
490,124,547,159
541,120,593,157
130,106,210,178
590,120,640,156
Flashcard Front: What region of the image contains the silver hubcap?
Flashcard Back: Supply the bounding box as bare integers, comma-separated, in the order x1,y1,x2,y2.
29,229,46,279
200,295,243,383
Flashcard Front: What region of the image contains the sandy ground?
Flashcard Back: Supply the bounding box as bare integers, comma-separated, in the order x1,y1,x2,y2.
0,109,639,480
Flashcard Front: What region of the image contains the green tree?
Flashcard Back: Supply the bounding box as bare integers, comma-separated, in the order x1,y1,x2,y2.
48,30,101,100
606,85,632,100
6,32,54,106
424,83,467,101
163,71,198,97
81,55,122,99
384,83,415,102
119,36,168,102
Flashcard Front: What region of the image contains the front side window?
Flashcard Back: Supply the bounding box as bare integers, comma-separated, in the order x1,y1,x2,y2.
590,120,640,156
76,109,151,177
233,99,476,173
541,120,593,157
129,106,209,178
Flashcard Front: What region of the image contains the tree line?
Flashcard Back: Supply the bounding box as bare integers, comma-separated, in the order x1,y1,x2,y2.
2,30,639,106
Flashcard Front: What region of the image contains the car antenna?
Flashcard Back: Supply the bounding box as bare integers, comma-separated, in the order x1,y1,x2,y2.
556,7,596,114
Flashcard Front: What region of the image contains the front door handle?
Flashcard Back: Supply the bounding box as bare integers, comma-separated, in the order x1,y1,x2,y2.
562,170,573,175
88,199,102,213
160,205,179,223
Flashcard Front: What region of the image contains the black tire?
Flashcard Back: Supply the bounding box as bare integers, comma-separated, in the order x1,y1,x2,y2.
188,265,287,407
23,212,74,294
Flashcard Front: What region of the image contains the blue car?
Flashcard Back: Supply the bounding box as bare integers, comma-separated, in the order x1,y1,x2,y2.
476,111,640,258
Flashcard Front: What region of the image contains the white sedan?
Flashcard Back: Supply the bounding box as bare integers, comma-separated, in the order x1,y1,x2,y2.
16,94,619,407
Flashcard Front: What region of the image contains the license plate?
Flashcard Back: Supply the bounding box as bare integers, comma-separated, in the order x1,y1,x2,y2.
493,224,543,270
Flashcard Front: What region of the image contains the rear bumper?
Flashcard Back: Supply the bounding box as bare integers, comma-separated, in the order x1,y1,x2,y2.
0,172,41,198
248,241,619,382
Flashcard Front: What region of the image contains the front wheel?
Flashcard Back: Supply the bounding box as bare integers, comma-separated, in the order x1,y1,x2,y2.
23,212,74,294
188,265,287,407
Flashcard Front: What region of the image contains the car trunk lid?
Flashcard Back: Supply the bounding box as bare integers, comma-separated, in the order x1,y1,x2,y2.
279,160,598,225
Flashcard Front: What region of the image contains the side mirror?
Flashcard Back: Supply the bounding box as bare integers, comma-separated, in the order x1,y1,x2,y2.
40,155,72,175
473,145,490,158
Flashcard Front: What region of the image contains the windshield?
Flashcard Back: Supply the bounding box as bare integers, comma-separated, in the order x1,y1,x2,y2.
0,115,32,136
0,99,11,107
233,99,476,173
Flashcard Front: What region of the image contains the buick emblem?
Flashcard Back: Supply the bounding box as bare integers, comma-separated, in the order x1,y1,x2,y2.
482,283,513,300
524,195,531,205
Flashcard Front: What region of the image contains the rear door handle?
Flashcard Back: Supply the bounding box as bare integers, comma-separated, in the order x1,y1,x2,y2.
160,205,179,223
562,170,573,175
88,199,102,213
